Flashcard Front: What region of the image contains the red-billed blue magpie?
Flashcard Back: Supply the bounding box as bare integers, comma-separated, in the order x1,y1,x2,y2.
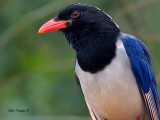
39,3,160,120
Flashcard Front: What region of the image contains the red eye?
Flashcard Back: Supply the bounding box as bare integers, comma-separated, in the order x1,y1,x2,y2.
71,10,80,18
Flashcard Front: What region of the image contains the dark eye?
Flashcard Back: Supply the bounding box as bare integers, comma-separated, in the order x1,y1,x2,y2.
71,10,80,18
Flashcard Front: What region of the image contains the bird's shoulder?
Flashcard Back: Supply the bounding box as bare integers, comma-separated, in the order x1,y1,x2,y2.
120,33,152,66
121,33,160,119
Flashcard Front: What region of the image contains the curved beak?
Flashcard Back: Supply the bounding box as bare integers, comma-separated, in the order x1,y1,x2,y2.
38,19,71,33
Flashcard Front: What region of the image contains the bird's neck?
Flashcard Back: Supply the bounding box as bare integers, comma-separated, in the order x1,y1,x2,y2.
64,25,120,73
76,30,120,73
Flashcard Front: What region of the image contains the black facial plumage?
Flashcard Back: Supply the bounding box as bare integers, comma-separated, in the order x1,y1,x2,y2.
57,3,120,73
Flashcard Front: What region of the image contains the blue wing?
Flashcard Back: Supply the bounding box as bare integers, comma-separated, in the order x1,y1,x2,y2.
122,34,160,120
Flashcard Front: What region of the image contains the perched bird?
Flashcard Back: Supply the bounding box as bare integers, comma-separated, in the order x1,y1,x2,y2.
39,3,160,120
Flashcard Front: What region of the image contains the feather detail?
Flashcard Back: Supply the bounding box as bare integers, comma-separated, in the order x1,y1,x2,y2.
122,34,160,120
142,89,159,120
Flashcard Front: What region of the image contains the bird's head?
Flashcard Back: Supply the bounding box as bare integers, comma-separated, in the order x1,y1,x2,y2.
39,3,120,51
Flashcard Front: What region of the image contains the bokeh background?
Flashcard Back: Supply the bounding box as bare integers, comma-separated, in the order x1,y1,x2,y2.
0,0,160,120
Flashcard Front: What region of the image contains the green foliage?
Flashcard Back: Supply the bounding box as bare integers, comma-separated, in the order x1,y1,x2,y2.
0,0,160,119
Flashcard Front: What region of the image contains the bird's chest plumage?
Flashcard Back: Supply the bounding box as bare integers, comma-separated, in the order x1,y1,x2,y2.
75,40,147,120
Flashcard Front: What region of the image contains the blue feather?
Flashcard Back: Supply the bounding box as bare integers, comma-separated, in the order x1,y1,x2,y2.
122,34,160,119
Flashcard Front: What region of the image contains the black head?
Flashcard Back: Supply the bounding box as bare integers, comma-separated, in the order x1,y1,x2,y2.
39,3,120,73
57,4,120,50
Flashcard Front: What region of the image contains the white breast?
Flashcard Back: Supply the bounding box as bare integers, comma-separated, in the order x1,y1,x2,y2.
75,40,148,120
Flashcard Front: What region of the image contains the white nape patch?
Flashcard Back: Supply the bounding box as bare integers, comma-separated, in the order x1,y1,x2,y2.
95,7,101,11
77,3,86,5
113,21,119,28
102,11,119,28
116,39,123,48
104,12,112,19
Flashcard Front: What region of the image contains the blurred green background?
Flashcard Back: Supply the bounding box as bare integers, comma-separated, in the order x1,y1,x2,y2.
0,0,160,119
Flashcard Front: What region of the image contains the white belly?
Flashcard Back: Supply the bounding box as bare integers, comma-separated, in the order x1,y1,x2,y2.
75,40,147,120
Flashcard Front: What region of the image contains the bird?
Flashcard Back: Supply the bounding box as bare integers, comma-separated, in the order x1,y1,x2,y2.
39,3,160,120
